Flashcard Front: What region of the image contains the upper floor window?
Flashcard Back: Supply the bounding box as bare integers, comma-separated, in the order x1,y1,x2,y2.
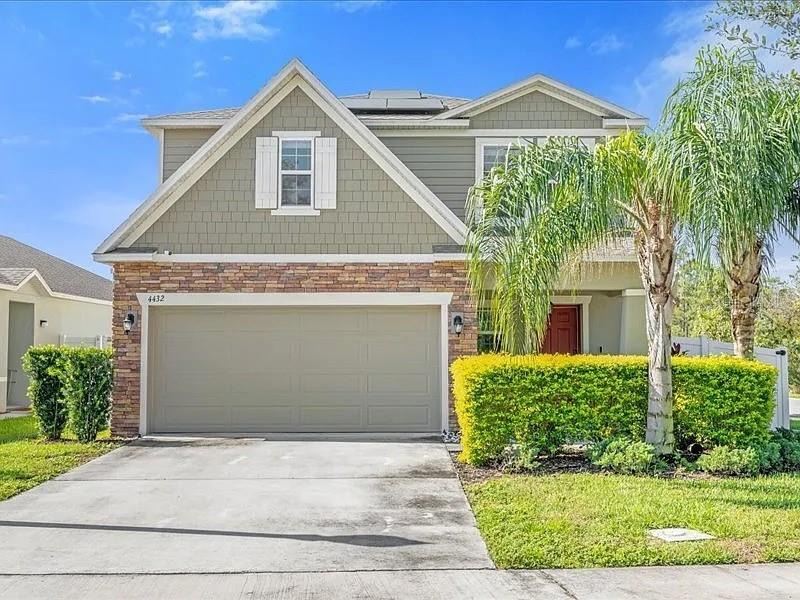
279,138,313,207
482,145,511,177
476,138,525,182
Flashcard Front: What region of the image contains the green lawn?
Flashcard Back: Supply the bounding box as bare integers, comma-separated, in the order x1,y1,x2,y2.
466,473,800,569
0,416,119,501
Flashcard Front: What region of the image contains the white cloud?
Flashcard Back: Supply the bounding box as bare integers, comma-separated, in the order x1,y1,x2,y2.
114,113,148,123
111,70,130,81
152,21,173,36
630,2,797,121
332,0,384,13
193,1,278,41
79,95,110,104
564,36,582,49
588,33,624,55
222,54,233,61
193,60,208,78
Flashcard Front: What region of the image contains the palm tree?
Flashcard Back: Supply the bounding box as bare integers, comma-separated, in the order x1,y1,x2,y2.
466,131,687,454
663,46,800,358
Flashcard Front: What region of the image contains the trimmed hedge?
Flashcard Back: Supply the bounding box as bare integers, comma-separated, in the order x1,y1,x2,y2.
62,347,114,443
21,346,69,440
451,354,777,465
21,345,114,442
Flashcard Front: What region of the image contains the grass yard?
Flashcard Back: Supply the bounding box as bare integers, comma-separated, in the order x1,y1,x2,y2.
0,416,119,501
466,473,800,569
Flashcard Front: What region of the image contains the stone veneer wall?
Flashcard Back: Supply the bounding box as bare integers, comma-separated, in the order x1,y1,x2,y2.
112,261,477,437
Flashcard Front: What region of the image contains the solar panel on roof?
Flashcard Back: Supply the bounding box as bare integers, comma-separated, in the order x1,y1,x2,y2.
386,98,444,110
341,98,388,110
368,90,422,99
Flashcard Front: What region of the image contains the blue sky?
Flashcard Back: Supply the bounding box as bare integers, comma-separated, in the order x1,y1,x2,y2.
0,0,796,278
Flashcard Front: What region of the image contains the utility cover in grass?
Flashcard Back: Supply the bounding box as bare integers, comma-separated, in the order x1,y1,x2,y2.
648,528,714,542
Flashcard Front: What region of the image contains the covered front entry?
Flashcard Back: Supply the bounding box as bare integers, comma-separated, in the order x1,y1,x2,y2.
146,299,445,434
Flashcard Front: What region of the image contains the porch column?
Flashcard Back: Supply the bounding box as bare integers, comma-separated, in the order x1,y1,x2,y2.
619,289,647,355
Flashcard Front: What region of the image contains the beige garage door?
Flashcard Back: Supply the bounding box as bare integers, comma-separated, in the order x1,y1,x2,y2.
148,306,441,433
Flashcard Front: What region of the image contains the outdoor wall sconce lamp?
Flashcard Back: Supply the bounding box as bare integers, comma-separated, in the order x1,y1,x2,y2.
39,319,48,328
122,313,135,335
452,313,464,336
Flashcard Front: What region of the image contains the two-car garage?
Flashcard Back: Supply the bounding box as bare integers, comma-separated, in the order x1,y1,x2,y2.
143,295,448,434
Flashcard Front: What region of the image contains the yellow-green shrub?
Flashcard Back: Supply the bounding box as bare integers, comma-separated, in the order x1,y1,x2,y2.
451,354,777,465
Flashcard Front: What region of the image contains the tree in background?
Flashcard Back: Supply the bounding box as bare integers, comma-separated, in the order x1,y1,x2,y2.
664,46,800,359
675,257,800,392
709,0,800,60
466,131,688,454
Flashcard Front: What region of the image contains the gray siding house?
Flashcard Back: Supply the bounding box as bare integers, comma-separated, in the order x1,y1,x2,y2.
95,59,648,437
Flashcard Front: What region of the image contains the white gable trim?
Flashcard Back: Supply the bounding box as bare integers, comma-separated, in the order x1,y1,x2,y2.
434,74,646,122
95,59,466,255
0,269,112,306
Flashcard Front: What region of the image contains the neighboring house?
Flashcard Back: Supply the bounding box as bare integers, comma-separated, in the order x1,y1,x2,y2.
94,59,649,437
1,236,112,412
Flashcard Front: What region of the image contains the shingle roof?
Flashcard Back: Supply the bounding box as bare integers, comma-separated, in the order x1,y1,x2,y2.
145,107,240,121
0,268,34,287
0,236,112,301
144,93,470,123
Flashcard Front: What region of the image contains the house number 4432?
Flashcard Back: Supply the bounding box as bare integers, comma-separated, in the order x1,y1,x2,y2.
147,294,166,303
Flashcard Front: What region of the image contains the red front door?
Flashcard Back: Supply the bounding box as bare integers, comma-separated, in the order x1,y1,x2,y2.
541,305,580,354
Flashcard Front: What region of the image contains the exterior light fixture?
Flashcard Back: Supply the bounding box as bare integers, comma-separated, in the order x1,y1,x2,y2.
452,314,464,336
39,319,48,328
122,313,135,335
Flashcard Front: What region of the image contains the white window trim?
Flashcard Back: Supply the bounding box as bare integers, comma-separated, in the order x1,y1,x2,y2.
274,135,319,216
135,291,454,436
475,137,533,183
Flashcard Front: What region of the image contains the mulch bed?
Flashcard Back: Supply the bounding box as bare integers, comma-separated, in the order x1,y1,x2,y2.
450,448,720,484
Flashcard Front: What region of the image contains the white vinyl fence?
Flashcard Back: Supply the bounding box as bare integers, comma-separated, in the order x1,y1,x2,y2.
58,334,109,349
672,335,790,430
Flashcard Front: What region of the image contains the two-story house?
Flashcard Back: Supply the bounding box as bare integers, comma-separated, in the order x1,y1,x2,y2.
95,59,648,437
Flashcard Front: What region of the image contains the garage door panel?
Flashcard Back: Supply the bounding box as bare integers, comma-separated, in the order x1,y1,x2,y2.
161,405,229,429
299,406,362,427
299,339,363,368
162,309,227,331
231,336,295,371
368,406,431,427
230,373,294,395
230,406,295,427
300,310,362,332
299,373,361,394
227,311,299,332
161,375,228,403
163,335,229,372
366,340,431,367
368,373,431,395
149,305,441,433
366,310,432,334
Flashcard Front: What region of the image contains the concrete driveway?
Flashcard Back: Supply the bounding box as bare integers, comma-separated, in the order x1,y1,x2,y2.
0,436,493,575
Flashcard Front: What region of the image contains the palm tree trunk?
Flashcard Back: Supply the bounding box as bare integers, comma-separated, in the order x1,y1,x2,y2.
636,212,676,455
725,241,764,359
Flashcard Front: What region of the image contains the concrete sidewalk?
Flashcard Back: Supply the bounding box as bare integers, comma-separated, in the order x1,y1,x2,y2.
0,563,798,599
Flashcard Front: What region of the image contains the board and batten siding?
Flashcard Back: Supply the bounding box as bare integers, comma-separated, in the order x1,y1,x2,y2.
162,129,217,181
382,137,475,221
134,87,454,254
